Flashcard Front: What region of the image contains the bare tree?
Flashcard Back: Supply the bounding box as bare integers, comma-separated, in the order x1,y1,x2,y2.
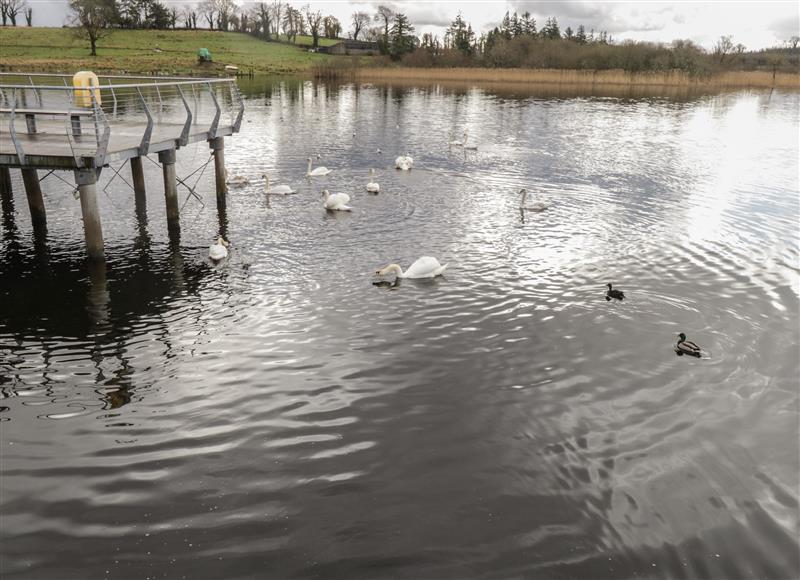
24,4,31,25
271,0,282,36
713,35,734,63
199,0,215,30
3,0,26,25
283,6,302,42
168,6,179,28
254,2,271,38
181,3,197,29
789,36,800,50
303,5,322,48
351,10,369,40
374,5,393,52
68,0,115,56
322,15,340,39
214,0,235,31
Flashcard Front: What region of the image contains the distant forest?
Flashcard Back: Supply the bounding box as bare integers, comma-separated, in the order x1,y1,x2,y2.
57,0,800,74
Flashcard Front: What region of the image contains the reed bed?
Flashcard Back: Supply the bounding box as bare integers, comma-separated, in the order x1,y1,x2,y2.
350,67,800,89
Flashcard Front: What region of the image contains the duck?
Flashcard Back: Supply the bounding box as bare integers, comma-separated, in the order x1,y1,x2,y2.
519,188,549,212
322,189,352,211
225,169,250,187
209,237,229,261
261,173,296,195
374,256,447,279
395,154,413,171
675,332,702,357
307,157,332,177
366,169,380,193
605,283,625,301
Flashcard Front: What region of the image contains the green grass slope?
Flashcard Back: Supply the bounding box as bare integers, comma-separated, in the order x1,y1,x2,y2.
0,28,340,75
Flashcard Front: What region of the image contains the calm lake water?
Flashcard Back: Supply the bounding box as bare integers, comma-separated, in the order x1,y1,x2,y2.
1,79,799,579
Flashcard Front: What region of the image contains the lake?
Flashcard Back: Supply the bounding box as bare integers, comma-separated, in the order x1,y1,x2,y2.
1,78,798,579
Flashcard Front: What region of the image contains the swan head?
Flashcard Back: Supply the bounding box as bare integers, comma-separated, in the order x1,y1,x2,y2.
216,237,229,247
375,263,402,277
321,189,330,199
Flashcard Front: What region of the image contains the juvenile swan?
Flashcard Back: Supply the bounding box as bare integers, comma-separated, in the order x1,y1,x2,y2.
395,155,413,171
322,189,352,211
307,157,332,177
366,169,380,193
225,169,250,187
519,188,550,212
262,174,296,195
375,256,447,279
209,237,229,261
462,129,478,150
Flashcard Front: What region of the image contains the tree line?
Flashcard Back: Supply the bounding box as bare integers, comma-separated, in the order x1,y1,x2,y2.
0,0,34,26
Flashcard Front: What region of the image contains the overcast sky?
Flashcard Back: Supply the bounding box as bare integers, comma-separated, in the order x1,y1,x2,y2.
27,1,799,51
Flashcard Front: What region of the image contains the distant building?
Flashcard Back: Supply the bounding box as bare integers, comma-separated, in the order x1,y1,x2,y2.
317,40,379,56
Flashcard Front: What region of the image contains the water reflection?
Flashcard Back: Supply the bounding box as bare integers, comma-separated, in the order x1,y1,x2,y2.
1,79,798,579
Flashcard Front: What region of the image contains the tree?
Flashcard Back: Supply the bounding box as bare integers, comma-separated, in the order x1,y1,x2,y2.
520,11,536,36
713,35,734,63
149,0,171,29
575,24,587,44
254,2,271,39
199,0,214,30
374,5,393,54
24,4,31,25
445,12,474,56
787,36,800,50
68,0,115,56
350,10,369,40
2,0,26,25
389,12,415,59
322,15,340,39
304,5,322,48
181,4,197,29
214,0,235,31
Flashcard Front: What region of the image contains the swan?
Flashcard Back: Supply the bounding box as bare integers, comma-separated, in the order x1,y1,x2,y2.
262,174,296,195
307,157,332,177
395,154,413,171
450,130,465,147
322,189,352,211
375,256,447,279
462,129,478,150
209,237,229,261
519,188,550,212
366,169,380,193
225,169,250,187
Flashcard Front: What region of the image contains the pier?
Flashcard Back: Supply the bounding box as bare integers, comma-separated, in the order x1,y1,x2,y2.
0,72,244,260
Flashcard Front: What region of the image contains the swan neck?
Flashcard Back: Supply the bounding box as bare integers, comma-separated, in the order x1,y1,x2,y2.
387,264,404,277
264,175,269,192
520,190,527,207
307,159,312,174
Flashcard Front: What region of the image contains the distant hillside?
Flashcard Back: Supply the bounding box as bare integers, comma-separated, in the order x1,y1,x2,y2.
0,28,341,75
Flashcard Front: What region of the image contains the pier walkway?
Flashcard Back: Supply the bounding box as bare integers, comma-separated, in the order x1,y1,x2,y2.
0,73,244,259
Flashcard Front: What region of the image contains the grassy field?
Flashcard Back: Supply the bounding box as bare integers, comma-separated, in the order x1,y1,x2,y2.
0,27,338,75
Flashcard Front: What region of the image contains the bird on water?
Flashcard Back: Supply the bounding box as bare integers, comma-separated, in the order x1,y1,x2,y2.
606,283,625,301
675,332,702,357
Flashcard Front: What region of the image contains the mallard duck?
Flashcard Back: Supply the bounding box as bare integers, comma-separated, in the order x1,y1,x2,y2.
675,332,702,357
606,283,625,301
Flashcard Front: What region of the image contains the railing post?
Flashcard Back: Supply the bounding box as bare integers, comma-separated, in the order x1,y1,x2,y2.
209,136,227,207
21,168,46,232
0,167,13,219
75,168,104,260
158,148,179,236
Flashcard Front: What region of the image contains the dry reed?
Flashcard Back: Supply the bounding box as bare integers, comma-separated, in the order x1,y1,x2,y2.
353,67,800,89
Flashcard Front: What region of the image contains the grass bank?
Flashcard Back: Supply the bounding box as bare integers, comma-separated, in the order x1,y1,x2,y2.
0,27,337,75
321,65,800,90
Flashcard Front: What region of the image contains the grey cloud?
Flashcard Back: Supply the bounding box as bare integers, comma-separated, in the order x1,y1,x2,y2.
508,0,668,34
767,15,800,41
348,1,452,27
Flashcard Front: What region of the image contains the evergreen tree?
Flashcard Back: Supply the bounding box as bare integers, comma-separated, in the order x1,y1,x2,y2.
575,24,587,44
520,11,536,36
389,12,415,59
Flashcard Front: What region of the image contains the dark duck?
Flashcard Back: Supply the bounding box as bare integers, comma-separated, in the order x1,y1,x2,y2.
606,283,625,301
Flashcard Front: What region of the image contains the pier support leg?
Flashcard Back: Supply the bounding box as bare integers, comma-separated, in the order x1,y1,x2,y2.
209,137,227,208
159,149,179,236
131,156,147,216
75,169,105,261
21,168,46,231
0,167,12,221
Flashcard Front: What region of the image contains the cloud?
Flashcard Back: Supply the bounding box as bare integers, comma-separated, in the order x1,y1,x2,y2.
348,1,452,27
508,0,673,34
767,14,800,41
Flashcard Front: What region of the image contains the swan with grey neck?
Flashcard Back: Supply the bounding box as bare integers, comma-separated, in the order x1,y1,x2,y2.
519,188,549,212
262,174,296,195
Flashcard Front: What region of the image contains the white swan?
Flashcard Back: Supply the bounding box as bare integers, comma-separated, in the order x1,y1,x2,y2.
395,154,413,171
519,188,550,212
462,129,478,150
209,237,229,261
366,169,380,193
262,174,296,195
225,169,250,187
375,256,447,279
322,189,352,211
307,157,332,177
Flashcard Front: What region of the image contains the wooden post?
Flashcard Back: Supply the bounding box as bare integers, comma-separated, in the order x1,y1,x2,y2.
209,136,227,207
21,168,46,231
75,169,104,260
130,156,147,215
159,149,179,235
0,167,12,204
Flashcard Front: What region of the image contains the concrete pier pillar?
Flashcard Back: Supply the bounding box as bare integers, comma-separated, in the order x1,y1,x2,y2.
130,156,147,216
158,149,179,235
209,137,227,207
0,167,12,203
21,168,46,231
75,169,104,260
